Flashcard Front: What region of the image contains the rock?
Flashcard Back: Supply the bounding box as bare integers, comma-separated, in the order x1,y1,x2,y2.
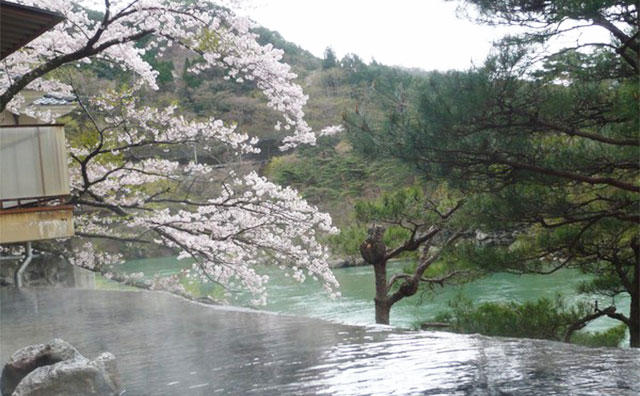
330,256,366,268
196,295,221,305
420,322,451,330
12,353,121,396
1,339,81,395
1,339,122,396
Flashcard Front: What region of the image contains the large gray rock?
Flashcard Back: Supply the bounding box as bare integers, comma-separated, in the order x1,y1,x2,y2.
12,353,121,396
1,339,122,396
1,339,81,395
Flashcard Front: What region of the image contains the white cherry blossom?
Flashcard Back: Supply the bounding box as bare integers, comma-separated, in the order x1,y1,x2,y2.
1,0,339,303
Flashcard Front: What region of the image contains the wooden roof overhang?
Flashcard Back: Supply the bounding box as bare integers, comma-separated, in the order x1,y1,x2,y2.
0,1,65,60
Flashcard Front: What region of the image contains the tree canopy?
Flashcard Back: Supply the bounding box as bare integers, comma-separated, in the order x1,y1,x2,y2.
346,0,639,346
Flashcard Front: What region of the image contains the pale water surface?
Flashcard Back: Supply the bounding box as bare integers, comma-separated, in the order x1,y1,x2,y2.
1,288,639,395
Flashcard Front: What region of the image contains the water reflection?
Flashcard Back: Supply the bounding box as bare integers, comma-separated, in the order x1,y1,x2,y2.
306,332,640,395
1,288,638,395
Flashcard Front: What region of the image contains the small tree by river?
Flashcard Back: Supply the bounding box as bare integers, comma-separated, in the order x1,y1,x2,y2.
356,186,474,324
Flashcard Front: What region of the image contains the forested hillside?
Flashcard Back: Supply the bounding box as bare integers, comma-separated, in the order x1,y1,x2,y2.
49,15,428,267
106,25,426,227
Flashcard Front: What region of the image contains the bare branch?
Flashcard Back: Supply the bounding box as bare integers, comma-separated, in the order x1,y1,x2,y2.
420,270,470,287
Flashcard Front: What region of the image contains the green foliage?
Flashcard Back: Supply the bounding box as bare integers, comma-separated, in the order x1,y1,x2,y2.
339,56,418,89
327,225,368,255
353,183,467,231
180,277,226,301
94,274,139,291
137,35,174,86
328,224,413,257
264,142,416,227
267,152,367,199
340,53,366,73
578,273,628,297
151,59,175,86
571,324,628,348
322,47,338,69
344,0,638,346
319,68,347,92
183,58,203,88
435,295,626,347
354,187,426,222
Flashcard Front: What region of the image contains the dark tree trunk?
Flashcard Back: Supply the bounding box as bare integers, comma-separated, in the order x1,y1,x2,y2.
631,237,639,348
630,291,639,348
373,261,390,325
361,226,392,325
375,298,391,325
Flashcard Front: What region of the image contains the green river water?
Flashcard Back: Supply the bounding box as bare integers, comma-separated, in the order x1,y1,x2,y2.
113,257,630,334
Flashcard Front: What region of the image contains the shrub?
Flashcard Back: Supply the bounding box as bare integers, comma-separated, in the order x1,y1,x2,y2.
433,295,626,348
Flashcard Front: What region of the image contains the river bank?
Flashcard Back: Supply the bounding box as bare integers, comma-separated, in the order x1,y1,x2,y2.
104,257,630,335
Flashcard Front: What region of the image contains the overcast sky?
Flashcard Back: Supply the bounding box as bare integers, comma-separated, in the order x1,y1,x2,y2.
242,0,615,71
78,0,612,71
242,0,509,71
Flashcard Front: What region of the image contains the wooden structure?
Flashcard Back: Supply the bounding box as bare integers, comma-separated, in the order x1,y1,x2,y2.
0,3,73,248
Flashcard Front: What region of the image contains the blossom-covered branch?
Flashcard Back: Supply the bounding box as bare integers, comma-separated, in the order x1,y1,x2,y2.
1,0,316,147
1,0,340,303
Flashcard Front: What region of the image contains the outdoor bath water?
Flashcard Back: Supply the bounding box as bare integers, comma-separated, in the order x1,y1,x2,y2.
1,288,639,395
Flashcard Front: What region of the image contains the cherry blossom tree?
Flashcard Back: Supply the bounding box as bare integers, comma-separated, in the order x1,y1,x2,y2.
0,0,340,303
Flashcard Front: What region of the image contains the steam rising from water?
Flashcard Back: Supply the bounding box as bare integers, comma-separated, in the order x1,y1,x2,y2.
1,288,638,395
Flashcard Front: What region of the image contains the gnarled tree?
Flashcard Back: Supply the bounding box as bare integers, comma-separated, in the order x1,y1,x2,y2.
356,187,472,324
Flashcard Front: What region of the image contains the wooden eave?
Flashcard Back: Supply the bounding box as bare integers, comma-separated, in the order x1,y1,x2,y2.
0,1,65,60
